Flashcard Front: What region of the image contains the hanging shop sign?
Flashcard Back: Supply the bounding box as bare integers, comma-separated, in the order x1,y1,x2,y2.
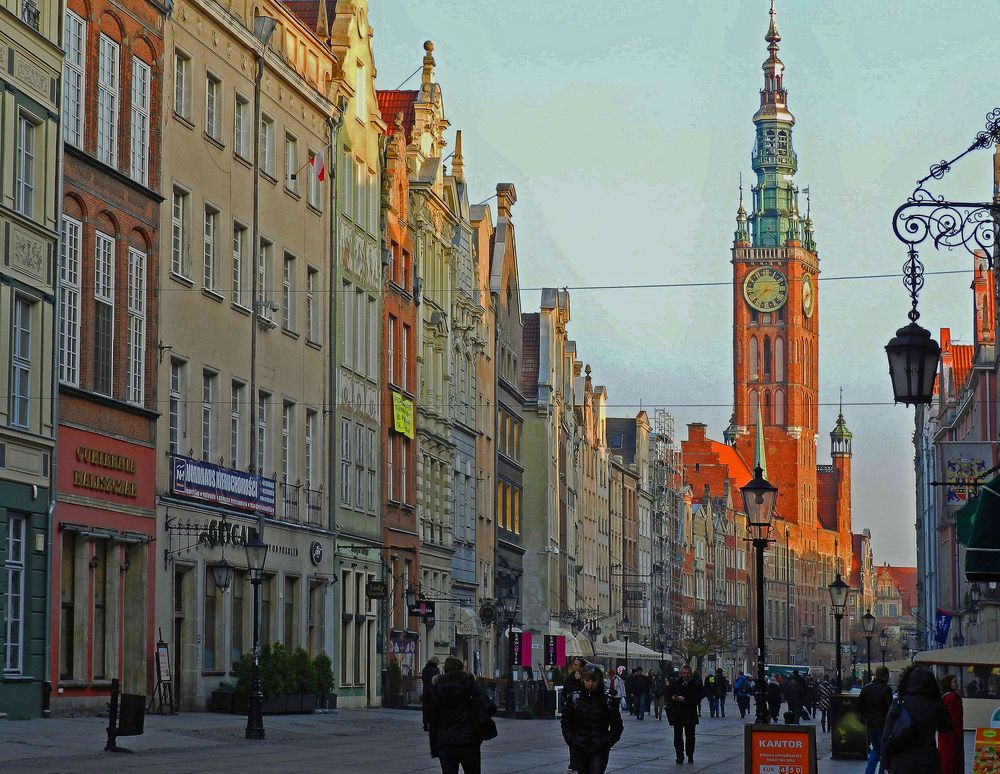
392,393,415,439
310,541,323,566
509,631,533,669
543,635,566,667
169,455,275,516
408,599,435,619
365,580,388,600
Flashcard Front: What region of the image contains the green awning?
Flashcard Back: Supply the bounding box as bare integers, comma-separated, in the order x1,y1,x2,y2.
957,473,1000,547
963,474,1000,582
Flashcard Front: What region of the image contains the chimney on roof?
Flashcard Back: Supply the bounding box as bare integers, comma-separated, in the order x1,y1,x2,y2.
687,422,707,442
421,41,435,92
452,130,465,183
496,183,517,218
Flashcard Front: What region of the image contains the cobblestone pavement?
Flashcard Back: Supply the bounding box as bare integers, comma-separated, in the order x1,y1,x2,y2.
0,705,976,773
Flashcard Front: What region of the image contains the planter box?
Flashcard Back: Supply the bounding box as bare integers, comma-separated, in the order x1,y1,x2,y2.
209,691,236,714
385,694,405,709
211,692,321,715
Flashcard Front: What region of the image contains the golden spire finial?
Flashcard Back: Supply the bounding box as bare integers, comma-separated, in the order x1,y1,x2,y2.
766,0,780,45
421,40,435,91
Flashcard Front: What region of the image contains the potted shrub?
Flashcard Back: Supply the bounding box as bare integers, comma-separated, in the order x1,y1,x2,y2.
386,659,404,708
209,680,237,713
290,647,318,712
314,652,335,710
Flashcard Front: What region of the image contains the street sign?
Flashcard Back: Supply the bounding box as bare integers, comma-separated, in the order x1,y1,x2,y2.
407,598,435,618
365,580,388,599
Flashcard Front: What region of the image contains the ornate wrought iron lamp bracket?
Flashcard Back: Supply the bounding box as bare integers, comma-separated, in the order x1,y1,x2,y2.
892,108,1000,317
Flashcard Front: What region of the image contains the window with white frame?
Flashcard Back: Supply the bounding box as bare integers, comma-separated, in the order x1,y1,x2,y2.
305,409,317,486
171,187,188,277
126,247,146,405
281,401,293,482
4,515,26,674
306,268,319,342
401,324,410,391
205,73,221,140
342,152,353,218
202,371,217,461
284,133,298,193
168,359,185,454
354,160,365,228
307,150,322,210
62,11,86,146
400,437,408,503
59,216,82,386
355,60,366,121
368,170,377,236
97,36,120,166
230,381,243,468
386,434,394,502
234,94,249,158
94,232,115,396
257,391,269,474
367,427,376,511
354,424,365,508
355,289,365,373
15,115,36,218
342,280,353,369
387,315,396,385
232,222,247,306
173,48,190,119
258,239,272,309
260,115,275,176
10,298,32,429
367,296,377,380
203,205,219,291
282,254,294,330
130,58,151,185
340,418,351,505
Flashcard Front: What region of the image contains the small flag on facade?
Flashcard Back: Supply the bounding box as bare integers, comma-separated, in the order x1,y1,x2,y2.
310,150,326,181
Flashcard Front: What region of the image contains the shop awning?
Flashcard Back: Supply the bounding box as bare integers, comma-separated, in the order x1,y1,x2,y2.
593,639,664,659
914,642,1000,667
455,607,484,637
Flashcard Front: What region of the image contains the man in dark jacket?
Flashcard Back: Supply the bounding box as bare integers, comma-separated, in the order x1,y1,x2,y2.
858,666,893,774
427,656,497,774
714,668,730,718
667,665,702,764
783,671,805,724
766,675,783,722
561,664,624,774
422,657,441,730
881,665,951,774
631,669,651,721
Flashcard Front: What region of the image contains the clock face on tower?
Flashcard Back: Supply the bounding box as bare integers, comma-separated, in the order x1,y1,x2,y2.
802,274,815,318
743,266,788,312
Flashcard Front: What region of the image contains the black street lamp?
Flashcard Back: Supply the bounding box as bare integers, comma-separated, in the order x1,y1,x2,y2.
244,527,269,740
862,610,876,681
617,616,632,673
828,574,850,692
741,464,778,725
878,630,888,667
887,109,1000,406
850,640,860,683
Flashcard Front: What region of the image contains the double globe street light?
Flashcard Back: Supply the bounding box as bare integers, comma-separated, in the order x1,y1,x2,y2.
740,464,778,725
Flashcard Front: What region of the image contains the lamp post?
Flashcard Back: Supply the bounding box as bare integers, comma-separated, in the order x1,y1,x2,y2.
617,616,632,673
828,574,850,692
741,464,778,725
879,630,888,667
862,610,876,681
886,109,1000,406
850,640,860,684
497,588,519,713
244,527,269,740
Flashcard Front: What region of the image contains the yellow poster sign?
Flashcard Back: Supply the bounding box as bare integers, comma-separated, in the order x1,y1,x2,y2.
392,393,415,439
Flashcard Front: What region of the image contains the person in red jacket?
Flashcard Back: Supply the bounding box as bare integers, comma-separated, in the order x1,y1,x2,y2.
937,674,964,774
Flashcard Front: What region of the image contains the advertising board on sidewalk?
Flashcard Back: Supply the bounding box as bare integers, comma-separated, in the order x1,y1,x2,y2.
744,724,817,774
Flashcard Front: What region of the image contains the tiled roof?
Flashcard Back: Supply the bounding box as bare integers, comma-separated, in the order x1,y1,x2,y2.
280,1,335,35
376,90,418,141
816,468,839,531
951,344,974,393
883,565,918,614
710,441,753,490
520,313,540,397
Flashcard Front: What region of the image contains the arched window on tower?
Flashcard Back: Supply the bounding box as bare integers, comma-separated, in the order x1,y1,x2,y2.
774,337,784,382
763,391,772,424
774,389,785,425
777,130,789,154
762,337,772,381
749,390,759,421
749,337,759,381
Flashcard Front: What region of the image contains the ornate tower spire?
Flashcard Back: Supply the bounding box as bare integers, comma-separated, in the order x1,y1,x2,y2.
754,402,768,480
734,174,750,247
831,387,853,457
802,187,816,252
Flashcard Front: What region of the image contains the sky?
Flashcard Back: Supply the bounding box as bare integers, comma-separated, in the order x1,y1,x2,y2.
368,0,1000,566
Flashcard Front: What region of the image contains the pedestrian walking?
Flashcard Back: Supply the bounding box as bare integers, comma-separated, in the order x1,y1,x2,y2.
631,668,650,720
563,658,587,709
667,665,702,764
733,671,752,718
783,670,805,723
938,674,964,774
804,675,818,718
625,668,637,716
422,657,441,731
880,665,951,774
766,674,782,723
692,670,704,718
426,657,497,774
816,675,833,732
858,665,893,774
651,672,666,720
704,670,718,717
610,666,626,711
714,668,730,718
560,664,624,774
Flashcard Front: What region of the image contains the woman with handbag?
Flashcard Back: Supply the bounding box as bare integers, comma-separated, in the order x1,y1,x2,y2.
427,657,497,774
561,664,624,774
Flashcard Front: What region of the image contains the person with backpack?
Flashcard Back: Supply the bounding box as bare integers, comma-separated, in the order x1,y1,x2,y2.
937,674,964,774
704,670,718,717
426,657,497,774
880,665,951,774
714,668,730,718
858,665,893,774
733,671,752,718
561,664,624,774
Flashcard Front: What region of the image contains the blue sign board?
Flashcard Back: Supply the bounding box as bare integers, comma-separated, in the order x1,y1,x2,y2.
169,455,275,516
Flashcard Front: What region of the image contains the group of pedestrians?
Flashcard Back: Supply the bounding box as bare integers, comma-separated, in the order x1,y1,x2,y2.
858,664,964,774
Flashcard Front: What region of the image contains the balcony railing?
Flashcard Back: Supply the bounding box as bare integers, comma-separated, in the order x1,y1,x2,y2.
21,0,40,31
281,481,300,523
305,485,324,527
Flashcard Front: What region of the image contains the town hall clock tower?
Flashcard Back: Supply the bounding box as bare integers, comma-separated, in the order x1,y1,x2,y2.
731,1,821,528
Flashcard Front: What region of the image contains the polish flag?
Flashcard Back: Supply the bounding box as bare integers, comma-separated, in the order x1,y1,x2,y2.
310,150,326,182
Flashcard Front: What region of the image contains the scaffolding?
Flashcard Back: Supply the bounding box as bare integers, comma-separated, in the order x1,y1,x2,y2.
651,409,682,655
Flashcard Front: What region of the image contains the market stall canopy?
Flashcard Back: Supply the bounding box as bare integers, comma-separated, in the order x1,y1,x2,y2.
593,639,664,659
914,642,1000,667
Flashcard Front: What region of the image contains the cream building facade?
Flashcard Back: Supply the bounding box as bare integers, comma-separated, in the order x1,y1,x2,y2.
155,0,338,710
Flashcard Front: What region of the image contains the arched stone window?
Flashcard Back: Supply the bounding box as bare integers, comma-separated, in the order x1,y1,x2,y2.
749,337,759,381
774,337,784,382
774,389,785,425
762,337,772,380
749,390,759,420
763,391,771,424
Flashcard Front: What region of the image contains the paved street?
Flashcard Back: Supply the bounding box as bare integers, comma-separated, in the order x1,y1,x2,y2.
0,705,977,773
